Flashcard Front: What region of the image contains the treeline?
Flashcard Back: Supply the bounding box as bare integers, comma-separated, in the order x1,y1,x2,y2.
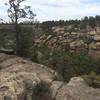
40,15,100,29
1,15,100,29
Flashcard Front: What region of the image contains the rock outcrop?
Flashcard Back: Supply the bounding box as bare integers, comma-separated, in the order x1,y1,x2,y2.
1,24,100,58
0,53,100,100
89,34,100,59
0,53,55,100
35,26,100,58
56,77,100,100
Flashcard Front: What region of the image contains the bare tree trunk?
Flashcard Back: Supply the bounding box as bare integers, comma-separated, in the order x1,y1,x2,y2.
15,23,20,56
15,12,20,56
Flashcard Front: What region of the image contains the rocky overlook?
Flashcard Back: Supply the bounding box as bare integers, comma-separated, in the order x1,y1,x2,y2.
0,53,100,100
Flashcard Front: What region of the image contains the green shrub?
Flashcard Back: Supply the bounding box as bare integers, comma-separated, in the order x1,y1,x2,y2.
53,72,65,81
50,50,99,81
33,81,50,96
37,46,99,82
82,72,100,88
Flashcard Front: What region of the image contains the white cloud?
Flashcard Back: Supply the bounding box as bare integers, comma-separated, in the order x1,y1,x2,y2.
0,0,100,22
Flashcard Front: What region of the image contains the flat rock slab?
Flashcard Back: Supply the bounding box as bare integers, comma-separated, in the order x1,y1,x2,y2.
0,53,100,100
0,53,55,100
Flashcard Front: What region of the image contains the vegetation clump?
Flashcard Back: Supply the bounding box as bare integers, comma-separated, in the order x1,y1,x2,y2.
82,72,100,88
32,81,53,100
36,45,100,82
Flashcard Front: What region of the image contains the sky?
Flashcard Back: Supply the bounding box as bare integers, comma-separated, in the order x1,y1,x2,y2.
0,0,100,22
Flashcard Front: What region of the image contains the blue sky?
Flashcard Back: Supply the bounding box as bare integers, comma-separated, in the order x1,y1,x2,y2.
0,0,100,22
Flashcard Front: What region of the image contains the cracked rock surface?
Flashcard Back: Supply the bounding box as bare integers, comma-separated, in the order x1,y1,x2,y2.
0,53,55,100
0,53,100,100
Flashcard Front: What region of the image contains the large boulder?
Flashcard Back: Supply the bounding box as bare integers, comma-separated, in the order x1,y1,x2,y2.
94,35,100,42
89,42,100,58
56,77,100,100
88,31,97,36
0,53,55,100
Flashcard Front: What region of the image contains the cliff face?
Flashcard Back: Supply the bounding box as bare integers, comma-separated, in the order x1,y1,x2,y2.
35,26,100,59
0,53,100,100
0,24,100,59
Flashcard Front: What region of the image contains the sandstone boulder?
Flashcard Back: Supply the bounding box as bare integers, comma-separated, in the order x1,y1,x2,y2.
0,53,55,100
94,35,100,41
88,31,97,36
56,77,100,100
